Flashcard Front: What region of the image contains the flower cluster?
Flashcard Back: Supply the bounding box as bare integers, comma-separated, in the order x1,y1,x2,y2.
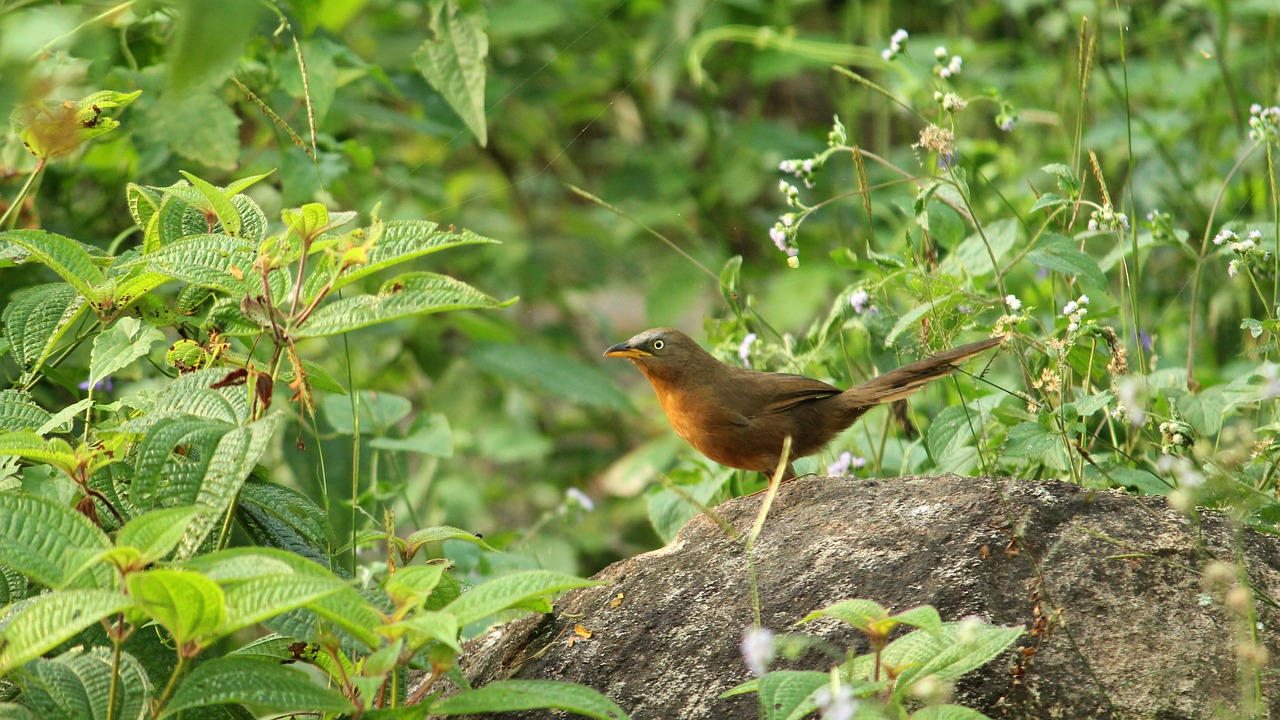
769,209,799,263
1087,203,1129,232
778,158,817,189
1004,294,1022,311
849,288,875,314
914,123,955,159
1158,418,1196,455
881,28,908,61
825,450,866,476
933,46,962,78
934,91,967,114
1062,294,1089,333
1214,227,1265,278
1248,103,1280,143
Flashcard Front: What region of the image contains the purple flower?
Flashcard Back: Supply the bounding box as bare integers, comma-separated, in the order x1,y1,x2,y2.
79,377,113,392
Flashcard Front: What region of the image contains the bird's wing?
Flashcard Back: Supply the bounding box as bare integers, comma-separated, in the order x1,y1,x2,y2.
753,373,842,416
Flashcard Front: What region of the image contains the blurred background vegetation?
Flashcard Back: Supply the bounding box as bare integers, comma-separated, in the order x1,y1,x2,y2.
2,0,1278,581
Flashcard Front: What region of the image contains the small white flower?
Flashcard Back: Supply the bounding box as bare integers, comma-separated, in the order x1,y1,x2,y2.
814,683,859,720
565,487,594,512
740,627,775,677
934,45,948,59
802,159,814,173
849,289,871,314
738,333,757,367
1005,294,1022,311
780,213,794,227
948,55,963,75
1067,322,1078,333
1229,259,1241,277
891,28,909,45
1251,103,1263,114
1062,301,1078,316
1077,294,1090,305
881,48,893,61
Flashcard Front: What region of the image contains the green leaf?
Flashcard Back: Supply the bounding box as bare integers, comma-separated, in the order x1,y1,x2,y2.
938,218,1018,278
235,477,332,566
304,219,499,299
369,413,453,456
891,605,944,641
2,283,87,377
10,90,141,160
1002,421,1070,471
321,390,412,435
444,570,599,626
756,671,828,720
799,598,888,632
0,490,113,589
1029,192,1070,214
1065,391,1114,418
117,506,207,566
1025,234,1107,290
468,342,632,411
405,525,496,555
179,171,242,237
646,471,726,542
127,568,226,646
218,573,345,640
0,230,105,304
1243,318,1264,339
384,609,461,653
430,680,628,719
294,272,515,337
1040,163,1080,195
161,656,353,717
0,589,136,676
414,0,489,146
0,390,52,432
385,564,448,605
892,623,1023,691
145,234,259,294
13,647,151,720
89,317,164,390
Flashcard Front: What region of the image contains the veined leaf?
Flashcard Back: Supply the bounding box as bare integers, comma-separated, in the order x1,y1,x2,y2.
381,609,460,653
405,526,496,555
293,272,515,338
127,568,225,646
0,491,113,589
0,430,77,475
117,506,207,566
180,171,243,237
413,0,489,146
105,265,174,313
0,590,135,676
13,646,151,720
799,599,888,632
126,183,163,236
89,317,164,390
755,671,828,720
302,219,499,300
444,570,599,627
430,680,628,719
160,656,353,717
235,478,332,566
217,573,345,640
2,283,87,375
1025,234,1107,290
145,234,258,295
0,390,52,432
911,705,995,720
0,230,105,304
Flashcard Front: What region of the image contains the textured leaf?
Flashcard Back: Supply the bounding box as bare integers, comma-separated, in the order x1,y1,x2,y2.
0,230,105,303
891,623,1023,691
235,478,332,565
303,219,499,299
938,218,1018,278
127,568,225,645
469,342,632,410
0,390,52,432
89,317,164,389
405,525,496,554
13,647,151,720
430,679,628,719
117,506,206,565
126,183,163,235
294,272,515,337
756,671,828,720
179,170,243,237
1002,421,1070,471
0,490,113,589
161,656,353,717
445,570,599,626
105,265,173,313
2,283,87,374
129,414,235,509
145,234,258,294
1025,234,1107,290
0,590,135,675
413,0,489,145
218,573,345,639
382,609,460,653
799,599,888,631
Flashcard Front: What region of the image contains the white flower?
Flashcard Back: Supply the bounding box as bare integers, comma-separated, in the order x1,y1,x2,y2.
1004,294,1022,311
881,48,893,61
814,683,859,720
849,289,870,314
1077,294,1089,305
738,333,757,366
740,627,775,677
565,487,594,512
934,46,948,59
1062,301,1078,316
891,28,909,45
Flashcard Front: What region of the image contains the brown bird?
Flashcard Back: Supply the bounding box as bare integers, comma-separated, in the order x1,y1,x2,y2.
604,328,1003,479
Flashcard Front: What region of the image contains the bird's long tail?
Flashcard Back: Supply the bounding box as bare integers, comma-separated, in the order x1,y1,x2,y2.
843,335,1006,408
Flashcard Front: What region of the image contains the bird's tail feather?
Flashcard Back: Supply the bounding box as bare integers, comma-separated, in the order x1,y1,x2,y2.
846,335,1005,407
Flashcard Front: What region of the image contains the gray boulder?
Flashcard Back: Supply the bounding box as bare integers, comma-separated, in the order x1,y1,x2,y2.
451,475,1280,718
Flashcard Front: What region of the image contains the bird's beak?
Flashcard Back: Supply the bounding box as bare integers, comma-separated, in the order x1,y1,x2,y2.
603,341,650,359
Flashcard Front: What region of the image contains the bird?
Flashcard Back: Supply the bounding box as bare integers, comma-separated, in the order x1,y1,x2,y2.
604,328,1004,479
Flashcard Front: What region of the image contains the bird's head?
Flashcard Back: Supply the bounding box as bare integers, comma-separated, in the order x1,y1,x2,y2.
603,328,711,382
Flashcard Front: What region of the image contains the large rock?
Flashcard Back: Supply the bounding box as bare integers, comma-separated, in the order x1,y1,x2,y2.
452,475,1280,718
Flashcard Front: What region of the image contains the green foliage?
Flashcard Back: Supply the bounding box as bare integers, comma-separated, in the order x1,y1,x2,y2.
728,600,1022,720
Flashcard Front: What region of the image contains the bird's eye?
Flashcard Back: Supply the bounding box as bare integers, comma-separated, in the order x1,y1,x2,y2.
652,339,665,351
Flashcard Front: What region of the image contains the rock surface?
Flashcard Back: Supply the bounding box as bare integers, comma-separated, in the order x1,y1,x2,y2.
451,475,1280,718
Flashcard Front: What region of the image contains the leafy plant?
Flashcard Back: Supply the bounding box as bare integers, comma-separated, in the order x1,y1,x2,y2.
0,87,625,718
727,599,1022,720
